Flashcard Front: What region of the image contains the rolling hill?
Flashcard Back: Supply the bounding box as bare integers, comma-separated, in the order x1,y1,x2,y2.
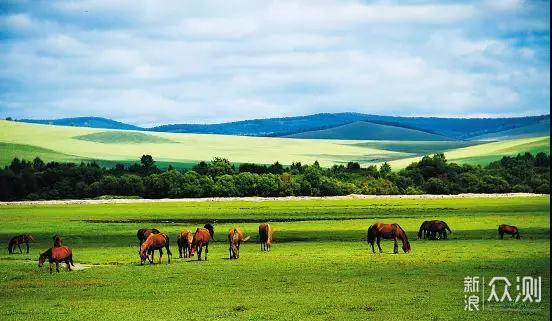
148,113,549,140
15,113,549,141
285,121,451,141
0,120,548,169
470,117,550,141
17,117,142,131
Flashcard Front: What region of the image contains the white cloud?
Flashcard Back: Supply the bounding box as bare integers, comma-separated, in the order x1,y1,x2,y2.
0,0,549,125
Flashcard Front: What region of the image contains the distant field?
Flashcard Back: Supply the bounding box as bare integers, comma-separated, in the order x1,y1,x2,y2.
0,120,549,169
0,196,549,320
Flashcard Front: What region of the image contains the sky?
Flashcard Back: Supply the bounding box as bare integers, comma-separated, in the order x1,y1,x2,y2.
0,0,550,127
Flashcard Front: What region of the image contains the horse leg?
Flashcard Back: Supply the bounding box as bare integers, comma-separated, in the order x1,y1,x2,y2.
198,246,202,261
442,230,447,240
158,248,163,264
369,240,375,253
18,243,22,253
237,243,240,259
205,243,208,261
229,246,233,259
178,241,183,258
376,237,383,253
56,262,60,273
49,262,53,274
26,241,29,254
499,231,504,239
393,237,398,254
66,260,72,271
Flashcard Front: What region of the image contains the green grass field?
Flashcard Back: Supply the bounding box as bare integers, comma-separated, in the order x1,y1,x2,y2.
0,120,549,169
0,196,549,320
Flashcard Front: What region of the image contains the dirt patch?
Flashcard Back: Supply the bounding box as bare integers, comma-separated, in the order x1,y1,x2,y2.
0,193,545,206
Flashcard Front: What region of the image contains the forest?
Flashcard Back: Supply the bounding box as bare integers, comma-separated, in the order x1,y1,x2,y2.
0,152,549,201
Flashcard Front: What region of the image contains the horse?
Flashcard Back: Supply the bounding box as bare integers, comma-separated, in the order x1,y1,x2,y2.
204,223,215,241
258,223,273,252
428,221,452,240
177,230,194,258
417,221,434,239
367,223,411,254
139,233,172,265
53,235,63,247
228,228,250,259
8,235,34,254
38,246,74,273
191,228,212,261
498,224,520,239
137,228,160,247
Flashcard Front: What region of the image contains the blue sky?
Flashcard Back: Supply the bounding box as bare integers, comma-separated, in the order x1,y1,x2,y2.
0,0,549,126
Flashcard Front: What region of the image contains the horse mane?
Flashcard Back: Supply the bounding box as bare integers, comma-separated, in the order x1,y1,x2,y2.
395,224,410,250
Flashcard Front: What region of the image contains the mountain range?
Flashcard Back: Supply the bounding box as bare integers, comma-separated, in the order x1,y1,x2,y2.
11,113,550,141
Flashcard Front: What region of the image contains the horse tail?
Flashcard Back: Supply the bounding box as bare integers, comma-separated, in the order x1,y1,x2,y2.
164,234,172,256
69,253,75,266
417,223,425,239
367,225,375,244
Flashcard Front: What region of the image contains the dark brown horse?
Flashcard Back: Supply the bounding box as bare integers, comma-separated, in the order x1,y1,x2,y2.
499,224,520,239
258,223,273,252
367,223,411,254
204,223,215,241
177,230,194,258
137,228,160,247
139,233,172,265
8,235,34,254
228,228,250,259
53,235,63,247
191,228,212,261
418,220,452,240
38,246,74,273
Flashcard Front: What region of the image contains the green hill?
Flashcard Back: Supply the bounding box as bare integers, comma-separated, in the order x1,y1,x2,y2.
470,118,550,141
0,120,548,169
285,121,452,141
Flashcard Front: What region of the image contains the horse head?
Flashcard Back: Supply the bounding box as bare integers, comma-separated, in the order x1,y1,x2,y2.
38,252,47,267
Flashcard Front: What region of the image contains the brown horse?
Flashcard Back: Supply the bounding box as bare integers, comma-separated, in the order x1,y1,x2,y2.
418,220,435,239
8,235,34,254
367,223,411,254
139,233,172,265
258,223,273,252
177,230,194,258
53,235,63,247
498,224,520,239
137,228,160,247
38,246,74,273
228,228,250,259
428,221,452,240
191,228,212,261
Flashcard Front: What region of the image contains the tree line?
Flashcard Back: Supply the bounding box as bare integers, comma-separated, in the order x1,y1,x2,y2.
0,152,549,201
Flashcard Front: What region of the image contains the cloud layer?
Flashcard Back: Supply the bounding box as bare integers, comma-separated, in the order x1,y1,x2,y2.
0,0,549,126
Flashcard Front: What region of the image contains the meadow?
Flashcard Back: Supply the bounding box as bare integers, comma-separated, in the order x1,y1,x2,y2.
0,196,549,320
1,120,549,169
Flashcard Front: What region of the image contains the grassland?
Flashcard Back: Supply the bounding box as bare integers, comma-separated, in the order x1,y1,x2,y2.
0,196,549,320
0,120,549,169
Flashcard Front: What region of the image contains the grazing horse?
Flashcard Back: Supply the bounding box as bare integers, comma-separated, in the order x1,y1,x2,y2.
258,223,273,252
191,228,212,261
498,224,521,239
418,221,434,239
139,233,172,265
228,228,250,259
177,230,194,258
8,235,34,254
204,223,215,241
428,221,452,240
53,235,63,247
38,246,74,273
367,223,411,254
137,228,160,247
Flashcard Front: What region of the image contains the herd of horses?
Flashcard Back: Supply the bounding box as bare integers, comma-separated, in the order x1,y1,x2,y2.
6,222,522,272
